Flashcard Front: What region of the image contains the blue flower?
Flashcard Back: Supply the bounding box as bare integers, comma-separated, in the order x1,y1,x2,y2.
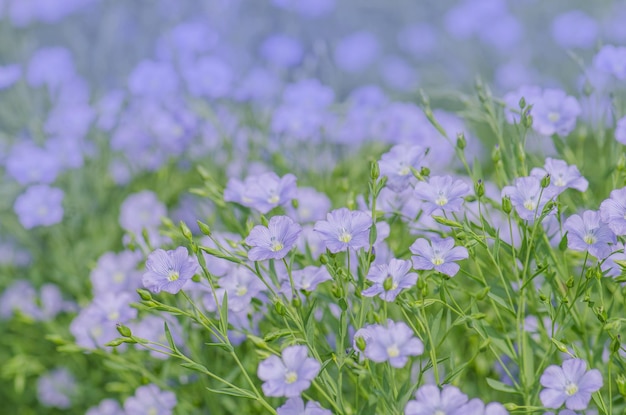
539,359,603,410
357,320,423,368
142,247,198,294
362,258,417,301
414,175,470,215
410,237,468,277
404,384,468,415
257,345,321,397
246,216,302,261
277,397,332,415
564,210,616,259
313,208,372,253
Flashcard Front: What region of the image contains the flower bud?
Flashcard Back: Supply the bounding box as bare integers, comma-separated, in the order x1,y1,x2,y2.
474,179,485,198
116,324,132,337
274,301,287,316
179,221,193,241
370,161,380,181
492,145,501,163
617,374,626,397
540,174,551,189
319,254,329,265
502,195,512,214
197,221,211,236
291,198,299,209
355,336,367,352
383,276,394,291
523,113,533,129
518,96,526,110
456,133,466,150
137,289,153,301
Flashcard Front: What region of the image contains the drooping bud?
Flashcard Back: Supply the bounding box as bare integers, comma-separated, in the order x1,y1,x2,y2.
456,133,466,150
540,174,551,189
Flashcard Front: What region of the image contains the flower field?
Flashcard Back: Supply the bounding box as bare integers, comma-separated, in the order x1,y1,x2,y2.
1,1,626,414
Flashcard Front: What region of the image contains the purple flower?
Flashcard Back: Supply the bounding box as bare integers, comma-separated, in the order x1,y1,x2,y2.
283,266,332,292
14,185,64,229
379,145,427,192
414,175,470,215
6,141,61,185
260,34,304,68
27,47,75,89
530,158,588,195
217,266,266,313
362,259,417,301
601,242,626,278
334,31,380,73
86,399,124,415
539,358,603,410
532,89,581,136
502,176,557,222
616,116,626,145
90,250,143,296
183,56,233,99
410,237,468,277
0,64,21,89
461,399,509,415
128,60,179,98
277,397,332,415
37,368,76,409
404,384,469,415
225,172,298,214
564,210,616,259
551,10,598,49
0,280,39,319
257,345,321,397
599,186,626,235
593,45,626,80
313,208,372,253
142,247,198,294
124,384,177,415
246,216,302,261
359,320,423,368
286,187,331,223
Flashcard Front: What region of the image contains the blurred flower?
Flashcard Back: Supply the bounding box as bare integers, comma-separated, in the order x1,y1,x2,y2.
277,397,332,415
119,190,167,244
0,64,21,89
286,187,331,223
183,56,232,99
124,384,177,415
334,31,380,73
90,250,143,296
414,175,470,215
380,55,417,91
532,89,581,136
405,384,468,415
246,216,302,261
128,60,179,98
283,266,332,293
6,141,61,185
257,345,321,397
551,10,598,49
260,34,303,68
461,399,509,415
599,186,626,235
216,266,266,313
593,45,626,80
397,23,438,57
362,258,417,301
37,368,76,409
539,359,602,410
271,0,335,18
410,236,468,277
0,280,39,319
313,208,372,253
379,144,427,192
86,399,124,415
564,210,616,259
615,116,626,145
143,247,198,294
530,158,588,195
14,185,64,229
224,172,297,214
27,47,75,89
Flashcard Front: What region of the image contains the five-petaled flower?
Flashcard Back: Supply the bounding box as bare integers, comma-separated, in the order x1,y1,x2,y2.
313,208,372,253
539,358,603,411
142,247,198,294
355,320,423,368
564,210,616,259
414,175,470,215
245,215,302,261
362,258,417,301
257,345,321,397
410,236,468,277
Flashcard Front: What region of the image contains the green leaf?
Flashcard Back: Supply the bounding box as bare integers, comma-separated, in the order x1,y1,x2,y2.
206,387,256,399
486,377,517,394
219,291,229,334
164,322,179,353
180,362,209,374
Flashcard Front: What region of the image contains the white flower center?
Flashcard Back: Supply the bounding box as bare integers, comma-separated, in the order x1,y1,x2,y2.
339,230,352,243
270,238,284,252
108,311,120,321
583,234,596,245
399,165,410,176
387,344,400,358
555,175,566,187
167,271,180,282
267,194,280,204
434,411,446,415
285,371,298,384
236,285,248,297
431,255,444,266
112,272,125,283
548,112,561,123
523,199,536,211
435,193,448,206
565,382,578,396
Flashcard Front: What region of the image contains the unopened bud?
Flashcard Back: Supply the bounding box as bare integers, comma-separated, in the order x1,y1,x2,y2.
617,374,626,397
383,276,394,291
492,145,501,163
319,254,329,265
356,336,367,352
137,289,153,301
502,196,512,214
518,97,526,110
456,133,466,150
371,161,380,181
551,338,569,353
116,324,132,338
291,198,299,209
474,180,485,198
292,296,302,308
420,166,430,178
476,286,490,300
197,221,211,236
541,174,551,188
566,277,575,288
274,301,287,316
523,113,533,129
